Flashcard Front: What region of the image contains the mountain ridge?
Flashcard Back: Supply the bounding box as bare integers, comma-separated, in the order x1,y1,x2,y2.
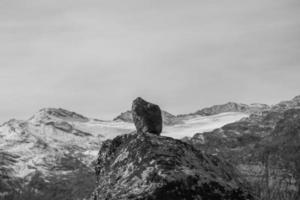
1,95,300,199
114,101,270,126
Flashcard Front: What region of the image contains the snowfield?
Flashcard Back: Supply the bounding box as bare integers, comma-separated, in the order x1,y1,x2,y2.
163,112,248,139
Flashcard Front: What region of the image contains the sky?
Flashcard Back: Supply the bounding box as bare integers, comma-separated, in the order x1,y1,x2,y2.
0,0,300,122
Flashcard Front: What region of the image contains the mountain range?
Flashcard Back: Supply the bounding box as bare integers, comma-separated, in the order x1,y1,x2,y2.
1,95,300,199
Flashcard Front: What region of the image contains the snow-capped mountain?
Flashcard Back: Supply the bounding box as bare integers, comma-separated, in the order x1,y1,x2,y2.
0,108,132,178
0,108,247,179
0,103,256,199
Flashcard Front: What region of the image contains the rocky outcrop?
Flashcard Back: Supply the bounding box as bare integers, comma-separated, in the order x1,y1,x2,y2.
91,97,254,200
132,97,162,135
91,133,254,200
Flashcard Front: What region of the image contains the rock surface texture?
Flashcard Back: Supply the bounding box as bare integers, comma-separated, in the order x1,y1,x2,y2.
188,96,300,200
132,97,163,135
91,133,254,200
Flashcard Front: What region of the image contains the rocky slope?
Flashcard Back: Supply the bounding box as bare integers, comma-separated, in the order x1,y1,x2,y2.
188,95,300,200
91,97,254,200
0,108,134,200
0,108,133,179
263,109,300,199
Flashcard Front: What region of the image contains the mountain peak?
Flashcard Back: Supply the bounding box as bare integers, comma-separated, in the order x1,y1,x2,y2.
193,102,268,116
292,95,300,101
29,108,89,123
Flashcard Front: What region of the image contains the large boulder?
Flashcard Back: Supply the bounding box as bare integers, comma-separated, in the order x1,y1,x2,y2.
91,132,254,200
132,97,162,135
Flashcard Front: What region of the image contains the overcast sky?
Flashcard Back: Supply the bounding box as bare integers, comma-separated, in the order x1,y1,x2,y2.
0,0,300,122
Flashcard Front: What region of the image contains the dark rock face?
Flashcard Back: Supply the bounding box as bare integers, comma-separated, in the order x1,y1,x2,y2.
265,109,300,198
0,151,19,197
91,133,254,200
132,97,162,135
188,99,300,200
